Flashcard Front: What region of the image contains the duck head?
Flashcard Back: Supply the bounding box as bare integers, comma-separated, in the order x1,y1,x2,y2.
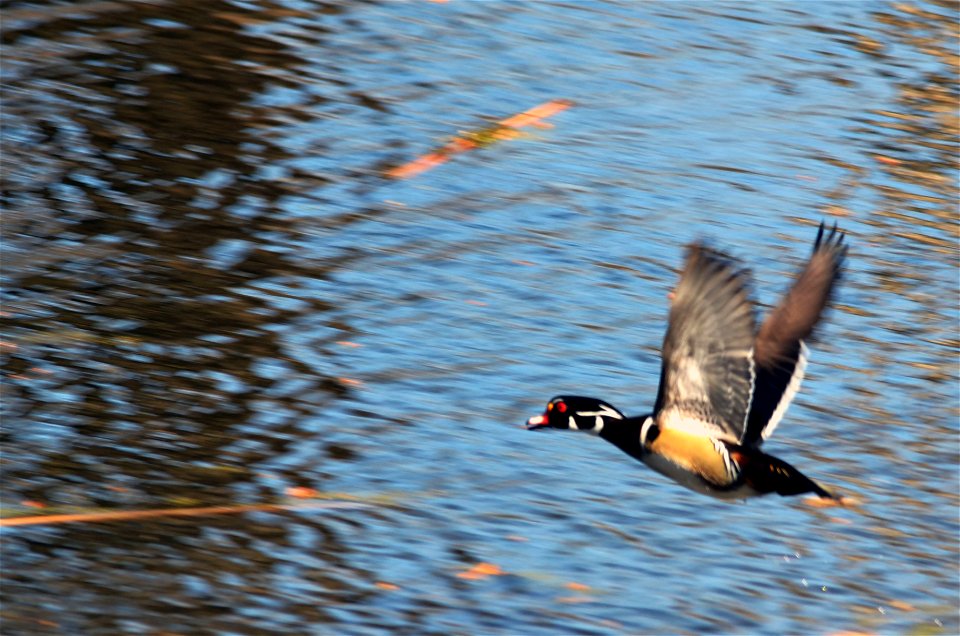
526,395,625,435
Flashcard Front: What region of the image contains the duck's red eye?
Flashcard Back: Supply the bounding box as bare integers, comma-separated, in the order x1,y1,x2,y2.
556,402,567,413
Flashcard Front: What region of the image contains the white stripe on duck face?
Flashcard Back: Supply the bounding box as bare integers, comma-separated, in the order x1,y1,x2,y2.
570,404,623,434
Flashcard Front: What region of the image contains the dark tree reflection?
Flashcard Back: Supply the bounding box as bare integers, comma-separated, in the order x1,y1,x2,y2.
2,2,375,633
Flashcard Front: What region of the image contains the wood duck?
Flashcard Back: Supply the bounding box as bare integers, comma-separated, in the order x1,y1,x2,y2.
527,223,847,500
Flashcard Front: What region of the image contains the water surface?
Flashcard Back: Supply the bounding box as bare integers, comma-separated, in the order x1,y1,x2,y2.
2,1,957,634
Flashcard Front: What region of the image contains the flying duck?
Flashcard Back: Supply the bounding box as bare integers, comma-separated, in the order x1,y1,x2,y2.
527,223,848,500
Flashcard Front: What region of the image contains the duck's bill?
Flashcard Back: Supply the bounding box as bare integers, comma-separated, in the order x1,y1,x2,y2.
526,413,549,430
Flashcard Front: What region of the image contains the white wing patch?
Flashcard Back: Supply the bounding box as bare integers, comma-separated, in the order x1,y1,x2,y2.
762,341,808,441
740,347,756,443
658,407,730,441
673,356,707,401
661,346,756,443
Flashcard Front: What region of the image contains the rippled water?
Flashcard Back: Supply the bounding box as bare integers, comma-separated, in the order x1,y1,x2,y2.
2,1,957,634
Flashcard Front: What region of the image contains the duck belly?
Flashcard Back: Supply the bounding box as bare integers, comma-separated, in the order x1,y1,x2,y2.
640,452,761,500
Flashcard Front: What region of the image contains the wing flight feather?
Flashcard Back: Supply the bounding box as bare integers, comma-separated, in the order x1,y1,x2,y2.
654,245,757,443
742,223,847,445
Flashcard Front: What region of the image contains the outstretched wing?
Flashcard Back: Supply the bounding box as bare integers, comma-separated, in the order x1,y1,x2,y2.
653,245,757,443
743,222,847,445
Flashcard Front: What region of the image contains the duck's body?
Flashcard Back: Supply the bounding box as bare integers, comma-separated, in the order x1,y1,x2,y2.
527,223,847,501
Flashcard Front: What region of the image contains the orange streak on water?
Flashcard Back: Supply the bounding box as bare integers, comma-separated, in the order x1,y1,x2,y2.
1,501,367,527
385,99,572,179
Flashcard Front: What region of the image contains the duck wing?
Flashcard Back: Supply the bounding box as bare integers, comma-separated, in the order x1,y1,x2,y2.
653,245,757,443
743,223,847,445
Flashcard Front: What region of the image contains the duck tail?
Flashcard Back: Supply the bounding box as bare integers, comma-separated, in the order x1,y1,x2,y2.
739,450,836,499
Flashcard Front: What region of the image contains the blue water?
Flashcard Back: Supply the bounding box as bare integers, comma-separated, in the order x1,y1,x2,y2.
2,1,957,634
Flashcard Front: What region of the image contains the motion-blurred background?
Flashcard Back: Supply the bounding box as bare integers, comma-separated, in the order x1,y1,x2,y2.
2,1,957,634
